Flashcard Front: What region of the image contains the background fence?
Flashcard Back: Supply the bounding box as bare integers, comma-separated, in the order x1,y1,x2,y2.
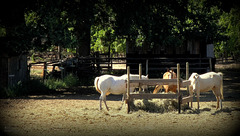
28,53,215,80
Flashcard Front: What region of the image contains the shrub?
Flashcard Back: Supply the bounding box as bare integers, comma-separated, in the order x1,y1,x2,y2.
63,73,79,87
44,77,66,90
0,73,80,98
0,80,50,98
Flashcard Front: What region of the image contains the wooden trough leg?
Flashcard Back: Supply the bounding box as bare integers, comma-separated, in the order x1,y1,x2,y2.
139,63,142,92
177,63,181,113
146,59,148,75
178,94,182,113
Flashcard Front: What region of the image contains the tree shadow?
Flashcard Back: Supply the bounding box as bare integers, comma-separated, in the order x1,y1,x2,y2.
183,108,212,114
211,107,240,115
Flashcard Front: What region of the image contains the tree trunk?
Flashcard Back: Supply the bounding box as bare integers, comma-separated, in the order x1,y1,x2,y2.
74,22,91,57
126,35,136,54
57,46,62,59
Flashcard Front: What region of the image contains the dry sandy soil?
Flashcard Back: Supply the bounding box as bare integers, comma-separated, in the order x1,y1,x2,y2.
1,69,240,136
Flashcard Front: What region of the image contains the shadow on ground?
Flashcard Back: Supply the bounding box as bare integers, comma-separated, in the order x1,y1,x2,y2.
3,68,240,103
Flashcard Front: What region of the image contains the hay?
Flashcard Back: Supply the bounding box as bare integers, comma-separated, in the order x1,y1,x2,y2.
130,92,190,113
131,99,179,113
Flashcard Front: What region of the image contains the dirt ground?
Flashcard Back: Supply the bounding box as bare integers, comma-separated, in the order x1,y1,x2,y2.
1,68,240,136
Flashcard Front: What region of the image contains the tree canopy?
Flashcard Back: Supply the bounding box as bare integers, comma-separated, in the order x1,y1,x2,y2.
0,0,239,60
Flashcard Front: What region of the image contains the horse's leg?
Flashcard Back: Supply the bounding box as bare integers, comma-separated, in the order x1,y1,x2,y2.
213,87,222,110
103,98,109,111
216,97,219,109
119,93,126,110
99,95,103,110
102,91,109,111
197,90,200,110
164,85,169,93
153,85,161,94
220,98,222,110
174,85,177,93
122,93,126,103
99,91,109,111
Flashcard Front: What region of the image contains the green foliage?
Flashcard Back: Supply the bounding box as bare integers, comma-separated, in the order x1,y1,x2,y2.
0,80,49,98
44,77,66,90
0,74,79,98
184,0,221,42
1,0,239,59
24,6,78,52
91,26,126,53
0,27,6,37
63,74,79,87
214,7,240,60
44,74,79,90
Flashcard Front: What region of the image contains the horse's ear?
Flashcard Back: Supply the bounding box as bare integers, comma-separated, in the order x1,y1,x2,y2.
167,68,169,72
194,74,199,79
170,69,174,72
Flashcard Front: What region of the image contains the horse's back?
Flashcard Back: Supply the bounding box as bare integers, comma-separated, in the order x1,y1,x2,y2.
98,75,115,92
198,72,222,91
98,75,126,94
200,72,222,83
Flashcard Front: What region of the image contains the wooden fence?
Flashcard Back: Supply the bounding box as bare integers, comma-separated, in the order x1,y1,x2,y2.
126,63,193,114
28,54,214,81
76,56,213,78
126,54,214,77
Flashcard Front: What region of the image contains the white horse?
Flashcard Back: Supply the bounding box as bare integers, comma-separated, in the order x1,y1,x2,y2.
188,72,223,110
94,74,148,110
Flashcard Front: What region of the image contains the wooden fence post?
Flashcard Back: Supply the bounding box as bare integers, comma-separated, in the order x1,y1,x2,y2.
127,66,130,113
186,62,189,80
186,62,189,96
43,62,47,81
146,59,148,75
177,63,180,93
186,62,190,106
209,58,212,71
139,63,142,92
28,64,31,80
177,63,181,113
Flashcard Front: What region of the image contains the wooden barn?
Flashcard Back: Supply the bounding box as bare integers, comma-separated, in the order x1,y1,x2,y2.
126,40,215,77
0,53,28,88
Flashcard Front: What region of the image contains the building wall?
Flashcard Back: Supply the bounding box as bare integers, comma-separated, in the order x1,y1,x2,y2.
0,57,8,88
0,54,28,88
127,40,208,57
206,44,214,58
8,55,28,87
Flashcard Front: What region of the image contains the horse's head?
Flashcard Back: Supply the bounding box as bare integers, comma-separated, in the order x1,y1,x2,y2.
141,75,148,90
163,69,176,79
188,73,199,93
141,74,148,79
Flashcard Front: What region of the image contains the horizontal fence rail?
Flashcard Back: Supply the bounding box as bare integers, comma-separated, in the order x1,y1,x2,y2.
76,56,213,75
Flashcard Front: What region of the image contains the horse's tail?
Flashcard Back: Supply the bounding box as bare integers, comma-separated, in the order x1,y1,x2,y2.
94,77,111,96
218,72,224,100
94,77,102,94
